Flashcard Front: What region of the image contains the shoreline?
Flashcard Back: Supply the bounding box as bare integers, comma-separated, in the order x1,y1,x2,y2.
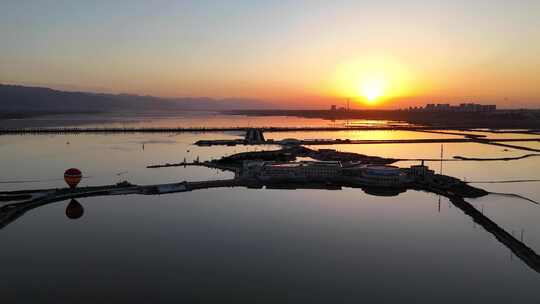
223,109,540,129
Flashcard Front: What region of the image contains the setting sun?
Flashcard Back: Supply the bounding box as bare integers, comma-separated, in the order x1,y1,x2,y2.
326,57,415,107
360,78,386,103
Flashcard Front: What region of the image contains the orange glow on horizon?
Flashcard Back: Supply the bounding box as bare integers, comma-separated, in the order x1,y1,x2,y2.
321,56,418,108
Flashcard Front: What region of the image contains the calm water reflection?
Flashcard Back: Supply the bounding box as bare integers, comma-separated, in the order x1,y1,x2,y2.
1,129,539,303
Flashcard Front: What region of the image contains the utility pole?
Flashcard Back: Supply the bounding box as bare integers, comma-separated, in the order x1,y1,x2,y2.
440,144,443,175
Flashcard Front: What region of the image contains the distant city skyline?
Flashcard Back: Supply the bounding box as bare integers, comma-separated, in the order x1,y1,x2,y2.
1,0,540,108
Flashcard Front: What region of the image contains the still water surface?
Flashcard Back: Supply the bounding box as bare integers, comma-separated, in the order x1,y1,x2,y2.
1,115,539,302
2,111,396,129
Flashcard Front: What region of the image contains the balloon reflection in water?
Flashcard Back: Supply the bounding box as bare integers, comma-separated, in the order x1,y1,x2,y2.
65,199,84,219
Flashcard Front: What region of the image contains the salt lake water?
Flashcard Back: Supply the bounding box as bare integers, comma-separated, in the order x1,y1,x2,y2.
1,113,539,303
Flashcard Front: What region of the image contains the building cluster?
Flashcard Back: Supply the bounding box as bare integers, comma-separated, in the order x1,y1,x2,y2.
407,103,496,112
241,160,437,187
330,105,348,111
330,100,351,111
256,161,343,180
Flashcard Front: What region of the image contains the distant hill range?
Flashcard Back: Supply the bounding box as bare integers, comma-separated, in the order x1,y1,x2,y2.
0,84,270,116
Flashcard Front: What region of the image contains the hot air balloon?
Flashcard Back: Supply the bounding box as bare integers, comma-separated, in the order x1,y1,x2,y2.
65,199,84,219
64,168,82,189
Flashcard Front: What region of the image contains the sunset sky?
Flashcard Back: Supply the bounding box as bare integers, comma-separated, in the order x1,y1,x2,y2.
1,0,539,108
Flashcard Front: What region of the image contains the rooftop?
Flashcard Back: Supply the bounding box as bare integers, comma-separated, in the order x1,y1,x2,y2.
265,161,342,168
366,165,400,171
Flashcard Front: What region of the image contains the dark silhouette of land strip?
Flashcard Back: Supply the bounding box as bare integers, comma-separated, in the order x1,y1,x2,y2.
448,195,540,273
486,192,540,205
225,109,540,129
452,154,540,161
469,180,540,184
473,140,540,152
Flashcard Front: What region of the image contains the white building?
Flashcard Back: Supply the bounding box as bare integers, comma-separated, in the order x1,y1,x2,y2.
258,161,342,180
243,160,415,187
358,165,410,186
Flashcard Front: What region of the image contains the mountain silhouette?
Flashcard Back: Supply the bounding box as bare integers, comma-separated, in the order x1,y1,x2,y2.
0,84,269,115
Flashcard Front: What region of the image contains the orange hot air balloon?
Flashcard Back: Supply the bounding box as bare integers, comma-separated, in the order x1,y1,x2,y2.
66,199,84,219
64,168,82,189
